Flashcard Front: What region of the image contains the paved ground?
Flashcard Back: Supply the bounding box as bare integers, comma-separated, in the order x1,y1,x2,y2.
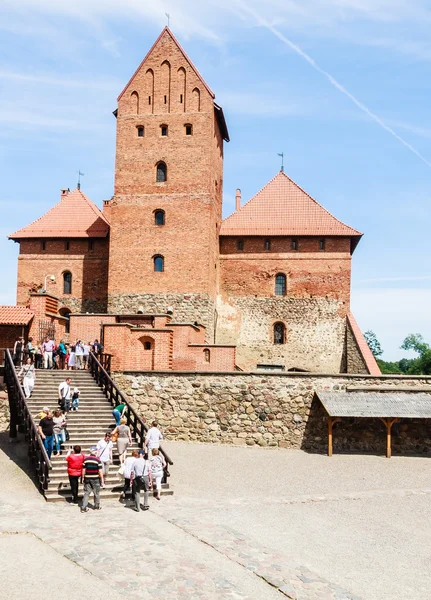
0,434,430,599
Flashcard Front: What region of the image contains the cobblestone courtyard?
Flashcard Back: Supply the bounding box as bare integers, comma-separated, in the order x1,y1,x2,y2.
0,436,429,600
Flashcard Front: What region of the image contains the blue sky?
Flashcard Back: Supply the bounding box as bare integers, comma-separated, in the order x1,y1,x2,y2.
1,0,430,360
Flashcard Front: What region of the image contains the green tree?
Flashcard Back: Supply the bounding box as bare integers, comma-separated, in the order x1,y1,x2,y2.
364,330,383,357
400,334,431,375
400,334,429,356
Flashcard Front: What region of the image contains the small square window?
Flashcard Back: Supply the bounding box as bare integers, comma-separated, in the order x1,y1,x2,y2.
144,342,152,350
264,239,271,251
237,240,244,251
291,239,298,251
137,127,144,137
319,239,325,250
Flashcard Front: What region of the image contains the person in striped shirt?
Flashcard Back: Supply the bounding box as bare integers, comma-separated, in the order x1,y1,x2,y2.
80,447,104,513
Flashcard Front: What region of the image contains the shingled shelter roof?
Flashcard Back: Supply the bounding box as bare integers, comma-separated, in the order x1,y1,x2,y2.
9,188,110,240
220,171,362,245
317,391,431,418
0,306,34,326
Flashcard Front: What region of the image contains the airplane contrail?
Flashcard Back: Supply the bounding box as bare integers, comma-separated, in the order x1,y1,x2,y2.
236,1,431,169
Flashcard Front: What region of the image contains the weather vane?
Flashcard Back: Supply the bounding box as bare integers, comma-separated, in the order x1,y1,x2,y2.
277,152,284,172
165,12,171,27
77,170,85,190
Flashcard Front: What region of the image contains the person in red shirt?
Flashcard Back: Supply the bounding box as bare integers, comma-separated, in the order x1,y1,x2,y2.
66,445,85,504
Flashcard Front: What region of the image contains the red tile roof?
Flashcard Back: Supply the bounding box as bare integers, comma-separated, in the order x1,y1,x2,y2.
347,312,381,376
117,27,215,101
9,188,110,240
220,171,362,241
0,306,34,326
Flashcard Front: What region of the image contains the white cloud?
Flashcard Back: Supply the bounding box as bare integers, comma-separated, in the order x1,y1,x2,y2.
351,288,431,361
0,70,120,91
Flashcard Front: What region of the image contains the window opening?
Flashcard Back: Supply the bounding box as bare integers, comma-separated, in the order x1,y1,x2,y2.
275,273,286,296
63,271,72,295
144,342,152,350
88,240,94,251
155,210,165,226
154,255,164,272
137,126,144,137
185,124,192,136
273,322,286,345
156,162,167,182
65,241,70,251
204,349,210,363
180,94,183,103
161,125,168,136
320,239,325,250
41,241,46,251
164,95,167,104
292,239,298,251
237,240,244,251
264,239,271,251
148,96,151,105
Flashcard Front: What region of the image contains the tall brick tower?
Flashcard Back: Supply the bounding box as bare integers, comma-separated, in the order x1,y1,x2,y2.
107,28,229,338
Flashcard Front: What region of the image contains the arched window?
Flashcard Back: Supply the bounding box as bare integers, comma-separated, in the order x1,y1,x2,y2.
154,255,164,272
59,307,71,334
160,124,168,136
273,322,286,345
63,271,72,295
137,126,144,137
275,273,286,296
154,210,165,226
131,91,139,114
156,162,167,182
204,349,210,363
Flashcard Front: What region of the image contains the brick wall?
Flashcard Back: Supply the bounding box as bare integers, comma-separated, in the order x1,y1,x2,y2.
114,371,431,454
0,325,26,353
17,238,109,312
103,324,172,371
69,314,117,344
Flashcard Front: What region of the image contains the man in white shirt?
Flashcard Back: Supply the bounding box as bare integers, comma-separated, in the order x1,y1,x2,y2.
96,432,113,481
131,450,151,512
58,377,72,412
83,342,90,370
145,421,163,456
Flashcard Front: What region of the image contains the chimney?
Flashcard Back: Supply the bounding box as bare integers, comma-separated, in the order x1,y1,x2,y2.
235,189,241,211
103,198,112,222
61,188,70,200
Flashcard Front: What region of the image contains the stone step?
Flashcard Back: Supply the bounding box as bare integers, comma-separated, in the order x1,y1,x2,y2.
45,487,173,503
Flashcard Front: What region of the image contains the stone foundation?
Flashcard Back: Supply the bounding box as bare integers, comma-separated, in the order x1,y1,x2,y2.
108,293,216,341
0,390,9,433
113,372,431,455
63,297,108,314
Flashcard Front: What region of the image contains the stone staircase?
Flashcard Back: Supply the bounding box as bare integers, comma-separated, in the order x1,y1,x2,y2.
26,369,172,502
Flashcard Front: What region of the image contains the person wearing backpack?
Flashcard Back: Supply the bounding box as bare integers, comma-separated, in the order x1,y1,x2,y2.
131,450,152,512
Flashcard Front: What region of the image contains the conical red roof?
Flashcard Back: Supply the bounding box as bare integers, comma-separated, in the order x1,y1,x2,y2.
9,188,110,240
220,171,361,239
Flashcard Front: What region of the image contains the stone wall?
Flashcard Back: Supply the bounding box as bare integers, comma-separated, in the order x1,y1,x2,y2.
114,371,431,455
0,389,9,433
345,319,368,374
215,296,345,372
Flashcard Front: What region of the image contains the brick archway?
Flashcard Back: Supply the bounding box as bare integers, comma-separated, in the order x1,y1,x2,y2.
139,335,155,370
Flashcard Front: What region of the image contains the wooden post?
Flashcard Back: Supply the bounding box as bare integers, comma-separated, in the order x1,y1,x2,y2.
379,418,399,458
327,417,340,457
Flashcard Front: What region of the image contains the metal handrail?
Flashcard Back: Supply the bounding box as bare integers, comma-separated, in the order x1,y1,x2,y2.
4,349,52,491
88,352,173,480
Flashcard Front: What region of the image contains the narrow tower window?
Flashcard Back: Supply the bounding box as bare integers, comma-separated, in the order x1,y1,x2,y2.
156,162,167,182
63,271,72,295
204,349,210,363
137,126,144,137
65,241,70,251
41,241,46,251
161,125,168,137
185,124,192,136
148,96,151,105
273,322,286,345
164,95,167,104
291,239,298,251
180,94,183,104
319,239,325,250
237,240,244,251
154,210,165,226
264,239,271,251
88,240,94,251
275,273,286,296
154,255,164,272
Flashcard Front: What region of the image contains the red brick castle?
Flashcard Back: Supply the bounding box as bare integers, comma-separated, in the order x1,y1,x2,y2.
3,28,379,375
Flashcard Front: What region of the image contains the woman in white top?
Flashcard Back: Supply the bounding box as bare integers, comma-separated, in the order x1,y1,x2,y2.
68,345,76,370
19,358,36,398
121,449,139,500
150,448,166,500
